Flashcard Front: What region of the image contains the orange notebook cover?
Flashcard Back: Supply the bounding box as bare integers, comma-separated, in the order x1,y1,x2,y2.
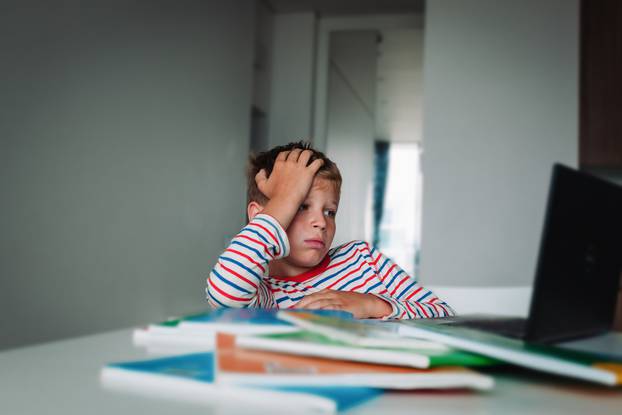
215,333,494,390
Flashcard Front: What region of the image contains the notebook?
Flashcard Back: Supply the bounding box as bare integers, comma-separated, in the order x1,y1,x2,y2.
436,164,622,358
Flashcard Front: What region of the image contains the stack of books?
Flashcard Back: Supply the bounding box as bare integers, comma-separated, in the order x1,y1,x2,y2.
131,308,301,355
102,309,497,414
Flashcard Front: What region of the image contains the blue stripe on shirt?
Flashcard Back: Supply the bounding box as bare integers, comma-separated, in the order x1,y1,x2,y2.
364,280,382,293
384,269,403,290
313,253,365,287
218,256,262,281
422,302,437,317
428,302,445,317
255,216,286,250
206,288,228,307
231,240,269,263
336,267,371,291
377,258,390,274
213,268,252,294
276,294,305,304
416,291,431,302
413,305,424,318
395,280,418,300
331,241,365,261
240,228,270,246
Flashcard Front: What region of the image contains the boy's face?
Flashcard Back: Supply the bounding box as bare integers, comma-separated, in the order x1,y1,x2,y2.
274,176,339,276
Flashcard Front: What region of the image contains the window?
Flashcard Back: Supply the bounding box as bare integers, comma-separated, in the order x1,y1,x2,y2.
374,142,422,277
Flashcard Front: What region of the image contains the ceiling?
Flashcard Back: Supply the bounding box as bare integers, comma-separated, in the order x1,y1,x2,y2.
265,0,424,16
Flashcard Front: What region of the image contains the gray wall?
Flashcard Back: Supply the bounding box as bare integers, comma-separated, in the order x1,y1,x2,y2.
268,13,315,148
0,0,254,350
420,0,579,287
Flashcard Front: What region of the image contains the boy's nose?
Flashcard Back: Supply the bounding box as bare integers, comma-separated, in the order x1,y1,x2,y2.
311,211,327,230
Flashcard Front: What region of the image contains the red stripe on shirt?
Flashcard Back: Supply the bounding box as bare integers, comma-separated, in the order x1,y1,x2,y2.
272,285,313,295
404,287,423,301
219,262,258,289
324,248,361,272
404,301,418,318
350,274,377,292
325,261,366,290
225,248,266,273
208,279,248,302
248,222,280,250
237,235,273,258
389,274,409,296
426,302,438,315
381,264,397,283
270,255,331,283
413,301,431,318
371,251,382,266
435,302,449,316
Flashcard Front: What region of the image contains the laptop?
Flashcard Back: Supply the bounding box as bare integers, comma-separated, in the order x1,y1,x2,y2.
435,164,622,357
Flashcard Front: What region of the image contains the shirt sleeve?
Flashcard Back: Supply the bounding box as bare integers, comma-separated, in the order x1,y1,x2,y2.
206,213,290,309
369,246,455,320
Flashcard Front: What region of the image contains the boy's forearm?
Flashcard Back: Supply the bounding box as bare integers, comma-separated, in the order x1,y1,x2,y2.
207,214,288,309
260,195,300,231
368,295,394,319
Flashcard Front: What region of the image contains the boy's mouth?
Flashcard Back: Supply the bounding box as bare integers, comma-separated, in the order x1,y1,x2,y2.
303,239,325,249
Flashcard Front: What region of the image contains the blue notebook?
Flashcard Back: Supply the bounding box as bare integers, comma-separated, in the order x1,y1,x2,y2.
101,351,381,413
179,308,354,336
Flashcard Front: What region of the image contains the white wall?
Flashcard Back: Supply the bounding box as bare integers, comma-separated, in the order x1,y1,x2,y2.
420,0,579,287
267,13,316,148
0,0,255,350
325,31,378,245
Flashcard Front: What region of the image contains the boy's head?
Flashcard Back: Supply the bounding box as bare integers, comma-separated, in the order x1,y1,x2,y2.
246,141,342,275
246,141,342,207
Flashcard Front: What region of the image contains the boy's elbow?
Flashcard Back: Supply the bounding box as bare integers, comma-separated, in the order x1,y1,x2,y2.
205,286,256,309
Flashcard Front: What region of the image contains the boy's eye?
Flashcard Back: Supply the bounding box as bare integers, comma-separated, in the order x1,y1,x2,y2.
298,204,336,218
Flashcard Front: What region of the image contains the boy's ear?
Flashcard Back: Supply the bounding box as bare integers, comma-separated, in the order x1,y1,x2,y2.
247,201,264,221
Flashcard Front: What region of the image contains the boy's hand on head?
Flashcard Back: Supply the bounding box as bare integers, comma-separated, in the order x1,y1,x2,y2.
294,289,393,319
256,149,324,202
256,149,324,229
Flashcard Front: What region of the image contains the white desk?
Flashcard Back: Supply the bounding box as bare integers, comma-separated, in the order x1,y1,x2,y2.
1,328,621,414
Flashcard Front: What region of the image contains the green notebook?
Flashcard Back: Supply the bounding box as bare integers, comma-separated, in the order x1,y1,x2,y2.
236,329,498,369
398,320,622,386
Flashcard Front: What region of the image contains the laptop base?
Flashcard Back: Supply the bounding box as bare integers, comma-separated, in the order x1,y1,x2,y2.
430,314,527,339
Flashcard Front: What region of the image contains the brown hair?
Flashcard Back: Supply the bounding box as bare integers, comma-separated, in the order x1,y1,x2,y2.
246,141,342,206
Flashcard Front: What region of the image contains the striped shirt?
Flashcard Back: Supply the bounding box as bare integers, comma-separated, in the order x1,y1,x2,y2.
206,214,454,319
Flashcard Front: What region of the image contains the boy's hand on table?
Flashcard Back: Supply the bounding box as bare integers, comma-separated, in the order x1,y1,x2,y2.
294,289,393,319
256,149,324,229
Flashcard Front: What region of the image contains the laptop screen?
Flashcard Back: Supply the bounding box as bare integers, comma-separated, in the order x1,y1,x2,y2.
524,164,622,343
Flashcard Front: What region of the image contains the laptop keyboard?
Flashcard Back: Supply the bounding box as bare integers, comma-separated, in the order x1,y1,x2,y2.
446,317,527,339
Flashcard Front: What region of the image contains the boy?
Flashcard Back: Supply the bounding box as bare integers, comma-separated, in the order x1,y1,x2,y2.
206,142,454,319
